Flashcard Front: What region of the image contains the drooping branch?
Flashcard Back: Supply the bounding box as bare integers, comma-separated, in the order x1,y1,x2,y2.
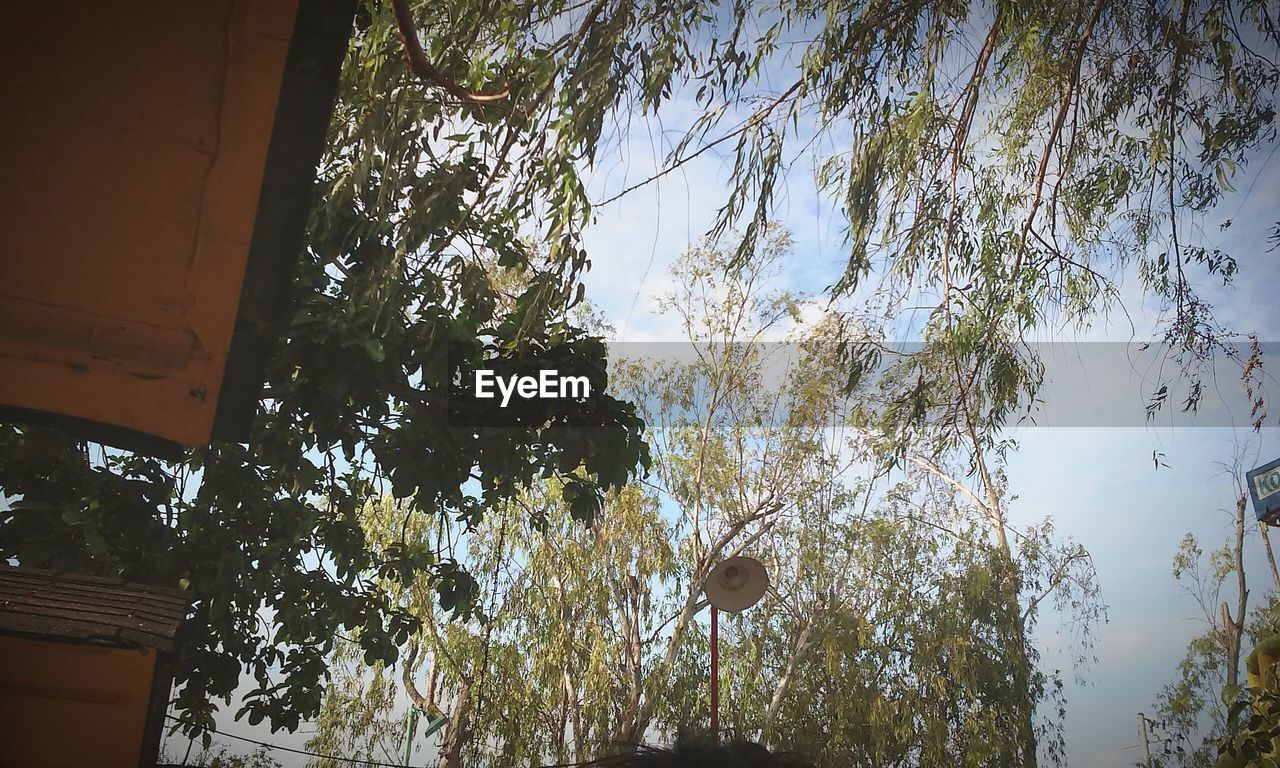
391,0,510,105
1013,0,1107,275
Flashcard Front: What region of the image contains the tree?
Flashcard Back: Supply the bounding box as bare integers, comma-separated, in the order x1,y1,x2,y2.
307,229,1104,767
0,0,660,736
307,481,679,768
3,0,1273,746
307,226,840,764
338,0,1280,461
1148,457,1280,767
318,2,1272,760
717,468,1100,767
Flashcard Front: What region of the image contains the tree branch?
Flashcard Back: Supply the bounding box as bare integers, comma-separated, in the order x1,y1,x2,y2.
392,0,510,106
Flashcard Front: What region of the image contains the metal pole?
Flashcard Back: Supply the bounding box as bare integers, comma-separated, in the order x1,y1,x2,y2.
403,704,419,767
1137,712,1151,767
710,605,719,739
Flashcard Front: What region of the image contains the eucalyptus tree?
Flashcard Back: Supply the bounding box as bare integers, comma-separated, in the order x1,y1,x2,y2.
308,231,1104,767
641,232,1106,765
392,0,1275,441
306,226,854,764
710,457,1103,767
608,225,863,745
382,0,1279,751
367,0,1279,463
313,3,1270,761
305,481,676,768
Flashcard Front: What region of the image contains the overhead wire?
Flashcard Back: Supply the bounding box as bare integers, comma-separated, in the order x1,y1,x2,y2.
162,714,425,768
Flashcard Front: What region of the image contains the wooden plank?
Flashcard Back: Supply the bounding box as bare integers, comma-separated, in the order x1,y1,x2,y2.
0,613,174,652
0,581,186,611
0,604,177,638
0,597,185,631
0,586,187,624
0,568,186,602
0,566,186,649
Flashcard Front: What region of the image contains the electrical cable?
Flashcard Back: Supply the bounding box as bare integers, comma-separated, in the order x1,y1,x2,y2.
163,714,425,768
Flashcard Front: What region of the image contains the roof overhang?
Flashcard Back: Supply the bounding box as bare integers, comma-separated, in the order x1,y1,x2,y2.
0,0,355,456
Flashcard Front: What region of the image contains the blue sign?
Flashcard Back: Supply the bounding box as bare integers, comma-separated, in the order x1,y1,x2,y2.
1247,457,1280,525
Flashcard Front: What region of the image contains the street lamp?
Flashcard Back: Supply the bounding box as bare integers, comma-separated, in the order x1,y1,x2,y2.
702,556,769,739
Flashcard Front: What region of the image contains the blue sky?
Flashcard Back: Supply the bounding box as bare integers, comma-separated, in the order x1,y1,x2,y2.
1010,428,1279,765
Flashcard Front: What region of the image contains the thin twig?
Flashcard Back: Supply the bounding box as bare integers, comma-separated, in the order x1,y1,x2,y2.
593,80,804,208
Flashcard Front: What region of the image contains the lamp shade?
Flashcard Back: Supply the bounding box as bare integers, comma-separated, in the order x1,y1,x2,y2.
704,556,768,613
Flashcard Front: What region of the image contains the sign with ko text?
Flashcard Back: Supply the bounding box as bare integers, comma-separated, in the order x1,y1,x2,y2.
1247,457,1280,525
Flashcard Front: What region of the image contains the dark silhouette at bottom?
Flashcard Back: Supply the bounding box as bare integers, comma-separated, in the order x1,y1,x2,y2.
565,736,813,768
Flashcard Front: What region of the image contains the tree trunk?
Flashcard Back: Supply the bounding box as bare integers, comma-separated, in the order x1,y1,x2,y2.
908,452,1038,766
401,636,448,720
440,679,472,768
556,670,569,761
1225,493,1250,688
970,449,1037,768
760,612,816,746
1001,562,1039,768
1259,521,1280,591
567,669,586,763
612,575,647,744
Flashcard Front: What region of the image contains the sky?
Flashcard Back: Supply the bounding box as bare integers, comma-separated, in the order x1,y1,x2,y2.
170,14,1280,768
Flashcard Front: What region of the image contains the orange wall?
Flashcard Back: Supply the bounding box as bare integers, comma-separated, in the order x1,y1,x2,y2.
0,0,300,447
0,634,159,767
